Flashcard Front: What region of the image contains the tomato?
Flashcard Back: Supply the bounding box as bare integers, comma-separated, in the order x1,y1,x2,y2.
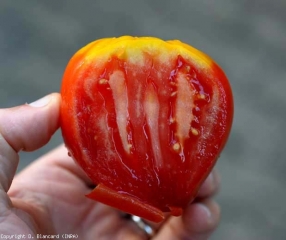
60,36,233,223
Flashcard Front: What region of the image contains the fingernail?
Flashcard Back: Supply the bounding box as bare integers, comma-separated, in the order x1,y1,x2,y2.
198,203,212,218
29,95,51,107
207,172,214,185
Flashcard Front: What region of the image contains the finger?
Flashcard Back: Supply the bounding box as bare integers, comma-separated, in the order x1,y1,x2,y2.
40,144,93,186
15,144,94,188
0,93,60,192
122,169,220,237
154,199,220,240
196,168,221,199
135,169,220,235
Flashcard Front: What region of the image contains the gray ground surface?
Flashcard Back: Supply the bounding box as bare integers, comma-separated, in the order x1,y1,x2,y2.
0,1,285,239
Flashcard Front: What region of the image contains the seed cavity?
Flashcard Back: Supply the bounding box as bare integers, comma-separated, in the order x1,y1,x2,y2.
144,83,163,167
109,70,130,154
175,73,195,145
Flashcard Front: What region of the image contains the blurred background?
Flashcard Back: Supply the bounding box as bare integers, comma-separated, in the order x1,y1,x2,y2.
0,0,285,239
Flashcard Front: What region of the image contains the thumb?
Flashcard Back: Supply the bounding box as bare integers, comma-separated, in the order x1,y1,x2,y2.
0,93,61,192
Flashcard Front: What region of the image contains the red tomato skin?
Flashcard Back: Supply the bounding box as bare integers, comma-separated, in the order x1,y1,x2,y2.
60,37,233,222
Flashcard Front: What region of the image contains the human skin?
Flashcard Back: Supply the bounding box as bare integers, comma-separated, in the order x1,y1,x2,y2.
0,93,220,240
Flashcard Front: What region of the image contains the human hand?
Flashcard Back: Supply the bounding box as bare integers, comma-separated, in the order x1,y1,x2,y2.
0,93,220,239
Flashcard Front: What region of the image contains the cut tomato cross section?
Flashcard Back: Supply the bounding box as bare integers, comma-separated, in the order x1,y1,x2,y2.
60,36,233,222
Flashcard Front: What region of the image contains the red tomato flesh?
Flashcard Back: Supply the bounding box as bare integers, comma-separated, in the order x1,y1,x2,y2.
60,37,233,223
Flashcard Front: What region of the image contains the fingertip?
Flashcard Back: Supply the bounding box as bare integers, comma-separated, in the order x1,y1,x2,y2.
29,92,61,108
197,169,221,199
183,199,221,234
25,93,61,151
0,93,61,152
154,199,221,240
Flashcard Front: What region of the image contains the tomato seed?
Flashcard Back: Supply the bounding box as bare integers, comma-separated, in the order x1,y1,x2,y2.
191,128,199,136
172,143,181,152
99,79,108,85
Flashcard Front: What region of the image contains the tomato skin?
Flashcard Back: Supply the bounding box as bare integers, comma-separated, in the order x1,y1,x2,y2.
60,36,233,222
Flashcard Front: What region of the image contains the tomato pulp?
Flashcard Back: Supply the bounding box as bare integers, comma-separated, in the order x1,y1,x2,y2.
60,36,233,222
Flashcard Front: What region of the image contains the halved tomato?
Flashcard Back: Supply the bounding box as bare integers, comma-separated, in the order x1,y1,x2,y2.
60,36,233,223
